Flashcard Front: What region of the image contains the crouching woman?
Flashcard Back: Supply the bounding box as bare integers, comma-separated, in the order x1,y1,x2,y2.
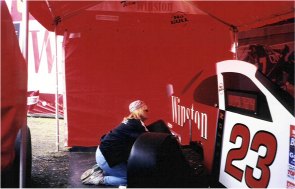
95,100,149,186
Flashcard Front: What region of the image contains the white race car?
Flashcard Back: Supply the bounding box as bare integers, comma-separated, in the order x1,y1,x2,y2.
215,60,294,188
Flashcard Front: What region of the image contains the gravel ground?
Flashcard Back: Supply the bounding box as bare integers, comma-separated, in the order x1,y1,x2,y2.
28,117,70,188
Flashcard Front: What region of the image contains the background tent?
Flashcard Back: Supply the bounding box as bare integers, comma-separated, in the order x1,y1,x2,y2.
7,0,64,118
27,0,294,172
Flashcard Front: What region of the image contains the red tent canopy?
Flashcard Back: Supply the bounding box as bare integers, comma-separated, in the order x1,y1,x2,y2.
194,1,294,31
28,1,294,32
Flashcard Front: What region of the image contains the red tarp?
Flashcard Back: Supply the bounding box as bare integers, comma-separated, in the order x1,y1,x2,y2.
1,1,27,170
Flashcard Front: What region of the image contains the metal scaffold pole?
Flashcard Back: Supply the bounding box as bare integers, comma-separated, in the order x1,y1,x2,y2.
54,28,60,152
19,0,29,187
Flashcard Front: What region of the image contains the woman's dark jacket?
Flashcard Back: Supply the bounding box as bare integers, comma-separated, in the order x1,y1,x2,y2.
99,119,147,167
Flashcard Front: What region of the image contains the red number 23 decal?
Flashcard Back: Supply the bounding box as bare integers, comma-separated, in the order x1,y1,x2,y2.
224,124,277,188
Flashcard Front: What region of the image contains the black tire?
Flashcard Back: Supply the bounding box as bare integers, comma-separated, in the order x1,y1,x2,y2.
14,126,32,187
127,132,195,188
1,126,32,188
146,120,172,134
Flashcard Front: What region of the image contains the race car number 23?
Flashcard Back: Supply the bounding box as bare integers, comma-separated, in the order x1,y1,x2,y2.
224,124,277,188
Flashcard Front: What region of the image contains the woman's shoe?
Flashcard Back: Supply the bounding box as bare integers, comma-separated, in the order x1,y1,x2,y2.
80,164,102,181
82,171,104,185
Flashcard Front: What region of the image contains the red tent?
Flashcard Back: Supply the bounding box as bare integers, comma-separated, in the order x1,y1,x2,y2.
27,0,294,172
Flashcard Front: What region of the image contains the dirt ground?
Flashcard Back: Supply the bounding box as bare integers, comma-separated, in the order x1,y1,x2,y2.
28,117,70,188
27,117,206,188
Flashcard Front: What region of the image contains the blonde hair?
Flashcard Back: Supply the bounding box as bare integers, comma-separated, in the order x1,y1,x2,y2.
123,106,147,122
124,110,141,120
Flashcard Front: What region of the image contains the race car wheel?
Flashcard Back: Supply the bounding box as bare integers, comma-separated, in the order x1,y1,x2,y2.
14,126,32,187
1,126,32,187
127,132,194,188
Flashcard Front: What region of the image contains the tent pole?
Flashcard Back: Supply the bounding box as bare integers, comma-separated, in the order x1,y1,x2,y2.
46,0,60,152
54,28,60,152
62,31,69,147
19,0,29,187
